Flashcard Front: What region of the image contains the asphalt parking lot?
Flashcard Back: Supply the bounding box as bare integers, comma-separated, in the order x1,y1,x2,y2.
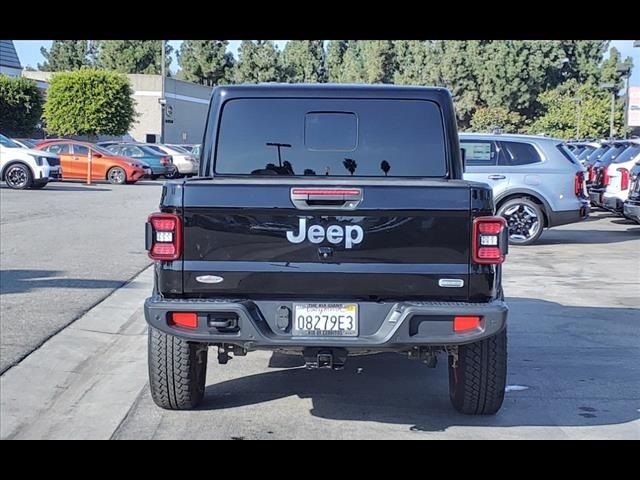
1,186,639,438
0,180,161,373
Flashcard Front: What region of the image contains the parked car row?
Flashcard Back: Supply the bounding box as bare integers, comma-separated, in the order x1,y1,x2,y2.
565,139,640,224
0,133,202,189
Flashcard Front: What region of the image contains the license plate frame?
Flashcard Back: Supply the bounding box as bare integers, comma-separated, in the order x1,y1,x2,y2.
292,303,359,337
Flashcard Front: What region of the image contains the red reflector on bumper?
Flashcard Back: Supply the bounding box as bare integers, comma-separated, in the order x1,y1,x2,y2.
170,312,198,329
454,316,481,332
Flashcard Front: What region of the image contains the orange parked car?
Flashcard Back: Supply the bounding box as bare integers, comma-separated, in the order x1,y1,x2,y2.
35,140,149,184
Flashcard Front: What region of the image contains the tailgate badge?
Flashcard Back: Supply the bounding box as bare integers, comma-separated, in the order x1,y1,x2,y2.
318,246,334,260
196,275,224,284
439,279,464,288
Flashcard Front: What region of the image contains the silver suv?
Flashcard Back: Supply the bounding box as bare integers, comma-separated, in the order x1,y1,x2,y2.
460,133,590,245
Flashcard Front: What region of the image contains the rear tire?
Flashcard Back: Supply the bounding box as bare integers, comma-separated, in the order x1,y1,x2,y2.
148,326,208,410
164,167,180,179
448,329,507,415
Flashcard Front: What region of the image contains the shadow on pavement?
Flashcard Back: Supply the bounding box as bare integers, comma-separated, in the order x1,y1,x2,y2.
198,299,639,432
0,184,111,192
0,269,126,294
611,218,638,226
536,227,640,245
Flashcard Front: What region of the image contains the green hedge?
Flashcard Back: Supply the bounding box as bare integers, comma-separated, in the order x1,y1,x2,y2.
43,69,135,137
0,75,44,137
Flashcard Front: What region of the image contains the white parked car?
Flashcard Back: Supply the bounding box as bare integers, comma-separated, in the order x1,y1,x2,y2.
0,133,61,189
600,140,640,212
144,144,198,177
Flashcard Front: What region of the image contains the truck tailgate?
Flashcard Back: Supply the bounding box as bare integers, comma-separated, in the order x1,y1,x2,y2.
179,180,472,301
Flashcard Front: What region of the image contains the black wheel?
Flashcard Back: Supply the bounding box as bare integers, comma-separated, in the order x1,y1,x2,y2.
30,181,49,189
148,327,208,410
107,166,127,185
164,167,180,179
448,329,507,415
4,163,33,190
497,198,544,246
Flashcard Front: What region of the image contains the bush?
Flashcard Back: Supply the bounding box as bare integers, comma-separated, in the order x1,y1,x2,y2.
0,75,44,137
43,69,135,137
527,82,624,139
469,106,524,133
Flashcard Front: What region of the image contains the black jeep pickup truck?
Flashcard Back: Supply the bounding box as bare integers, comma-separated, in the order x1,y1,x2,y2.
145,84,509,415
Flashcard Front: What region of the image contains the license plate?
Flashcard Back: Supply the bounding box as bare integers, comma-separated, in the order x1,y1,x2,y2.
292,303,358,337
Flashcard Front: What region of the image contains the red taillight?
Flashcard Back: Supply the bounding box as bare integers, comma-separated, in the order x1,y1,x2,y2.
152,217,176,231
160,156,171,165
618,168,630,190
587,165,595,183
574,171,585,197
148,213,181,261
454,316,481,332
170,312,198,329
472,216,507,265
602,166,610,186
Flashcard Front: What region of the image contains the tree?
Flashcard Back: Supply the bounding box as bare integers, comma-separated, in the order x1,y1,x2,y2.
473,41,564,121
470,106,524,133
178,40,234,86
0,75,44,136
326,40,348,82
360,40,396,84
281,40,326,83
38,41,93,71
599,46,634,92
393,40,431,86
339,41,366,83
97,41,172,74
558,40,609,85
527,81,624,139
233,41,282,83
430,40,483,128
43,69,135,138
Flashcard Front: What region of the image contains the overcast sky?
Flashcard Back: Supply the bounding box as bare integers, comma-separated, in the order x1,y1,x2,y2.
13,40,640,85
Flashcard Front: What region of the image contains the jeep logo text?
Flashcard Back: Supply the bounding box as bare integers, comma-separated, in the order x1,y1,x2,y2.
286,218,364,249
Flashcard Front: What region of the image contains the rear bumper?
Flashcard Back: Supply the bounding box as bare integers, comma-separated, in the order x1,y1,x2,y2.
144,297,508,351
589,189,604,206
175,162,198,175
602,192,626,212
147,166,172,176
547,201,590,227
623,200,640,223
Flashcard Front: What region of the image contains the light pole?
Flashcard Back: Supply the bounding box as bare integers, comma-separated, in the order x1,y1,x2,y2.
616,63,632,138
572,97,582,139
599,83,616,139
160,40,166,144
